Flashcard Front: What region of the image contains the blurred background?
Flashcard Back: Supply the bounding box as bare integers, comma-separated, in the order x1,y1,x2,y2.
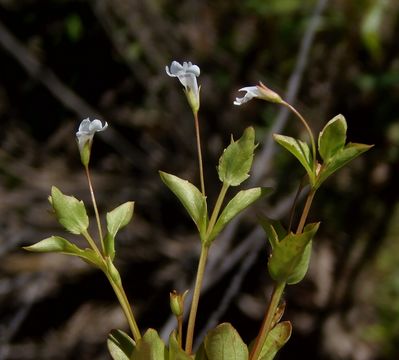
0,0,398,359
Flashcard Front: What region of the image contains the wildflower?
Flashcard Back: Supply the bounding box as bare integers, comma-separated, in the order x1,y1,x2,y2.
76,118,108,166
234,82,283,106
166,61,200,113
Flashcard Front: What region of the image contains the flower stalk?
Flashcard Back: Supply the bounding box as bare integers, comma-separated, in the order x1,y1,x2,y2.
194,111,206,196
84,166,105,252
185,182,229,354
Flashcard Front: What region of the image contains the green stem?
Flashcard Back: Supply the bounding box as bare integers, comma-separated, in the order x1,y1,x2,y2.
282,101,317,172
82,230,140,341
296,188,316,234
82,230,103,260
85,166,105,252
194,111,206,197
250,189,317,360
249,282,286,360
185,182,229,354
288,177,305,233
177,315,183,348
106,273,141,342
185,244,209,354
205,182,229,238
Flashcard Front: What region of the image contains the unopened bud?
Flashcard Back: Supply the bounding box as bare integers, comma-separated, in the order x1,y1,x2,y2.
169,290,188,317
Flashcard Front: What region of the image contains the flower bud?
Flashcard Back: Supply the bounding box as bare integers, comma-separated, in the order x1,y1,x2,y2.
169,290,188,317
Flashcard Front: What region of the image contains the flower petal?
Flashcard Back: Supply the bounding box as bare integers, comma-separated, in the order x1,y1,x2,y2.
233,86,263,106
89,119,108,132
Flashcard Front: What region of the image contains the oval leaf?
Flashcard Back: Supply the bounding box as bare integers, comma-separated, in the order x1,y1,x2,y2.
160,171,208,239
273,134,315,185
208,187,272,244
105,201,134,259
23,236,102,267
258,321,292,360
316,142,373,188
318,114,347,162
107,329,135,360
50,186,89,234
286,241,312,284
268,223,319,284
204,323,248,360
218,127,256,186
131,328,167,360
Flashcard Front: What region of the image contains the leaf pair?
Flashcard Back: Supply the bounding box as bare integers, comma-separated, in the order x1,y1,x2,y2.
25,187,134,265
261,219,319,284
274,114,372,189
160,127,271,246
316,115,373,188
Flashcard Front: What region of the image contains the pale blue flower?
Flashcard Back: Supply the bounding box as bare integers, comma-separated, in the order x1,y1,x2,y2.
234,83,282,106
166,61,200,113
234,86,263,106
76,118,108,152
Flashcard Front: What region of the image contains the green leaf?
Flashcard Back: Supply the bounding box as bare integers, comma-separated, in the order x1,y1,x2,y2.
258,321,292,360
318,114,347,162
316,142,373,189
168,331,192,360
131,329,168,360
259,217,287,250
218,127,256,186
160,172,208,240
194,344,208,360
268,223,319,284
273,134,315,185
287,241,312,285
50,186,89,234
23,236,102,268
105,202,134,260
207,187,272,244
204,323,248,360
107,329,135,360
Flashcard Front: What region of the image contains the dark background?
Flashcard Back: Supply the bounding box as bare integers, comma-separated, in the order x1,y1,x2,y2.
0,0,398,359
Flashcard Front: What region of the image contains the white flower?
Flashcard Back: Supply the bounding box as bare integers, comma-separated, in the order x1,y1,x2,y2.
234,83,283,106
76,118,108,151
233,86,264,106
166,61,200,113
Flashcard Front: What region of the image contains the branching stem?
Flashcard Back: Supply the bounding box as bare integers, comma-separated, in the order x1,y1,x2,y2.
296,188,316,234
282,101,317,172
